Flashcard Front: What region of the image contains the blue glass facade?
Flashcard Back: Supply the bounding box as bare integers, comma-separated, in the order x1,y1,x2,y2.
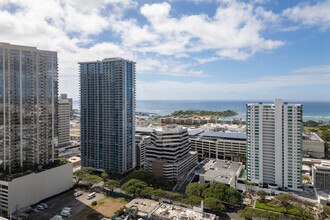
80,58,135,174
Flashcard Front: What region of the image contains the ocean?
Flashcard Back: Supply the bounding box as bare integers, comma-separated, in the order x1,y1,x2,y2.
73,100,330,122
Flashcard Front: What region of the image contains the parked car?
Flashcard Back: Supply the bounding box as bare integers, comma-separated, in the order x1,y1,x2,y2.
62,207,72,213
37,205,45,210
40,203,48,209
50,215,63,220
61,210,71,218
74,191,82,197
33,208,40,213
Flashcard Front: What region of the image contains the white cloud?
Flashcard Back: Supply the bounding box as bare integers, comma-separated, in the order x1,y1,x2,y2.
283,0,330,30
291,65,330,74
2,0,326,101
137,68,330,100
110,1,284,59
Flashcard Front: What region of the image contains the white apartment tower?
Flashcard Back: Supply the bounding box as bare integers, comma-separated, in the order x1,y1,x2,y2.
246,99,303,190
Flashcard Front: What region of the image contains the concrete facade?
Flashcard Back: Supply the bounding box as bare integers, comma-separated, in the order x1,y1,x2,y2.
144,125,198,181
0,163,72,215
135,134,150,167
189,131,246,162
313,163,330,191
58,99,71,147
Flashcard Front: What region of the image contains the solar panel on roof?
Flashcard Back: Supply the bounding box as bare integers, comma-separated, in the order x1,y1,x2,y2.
199,131,246,139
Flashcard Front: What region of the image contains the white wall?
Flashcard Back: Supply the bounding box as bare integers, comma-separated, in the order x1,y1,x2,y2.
3,163,73,213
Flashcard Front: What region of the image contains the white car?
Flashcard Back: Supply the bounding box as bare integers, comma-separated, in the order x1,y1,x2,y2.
61,210,71,217
37,205,45,210
74,191,82,197
33,208,39,213
62,207,72,213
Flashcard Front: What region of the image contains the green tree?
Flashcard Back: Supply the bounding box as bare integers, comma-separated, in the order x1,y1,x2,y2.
105,169,122,179
164,191,182,202
73,167,95,185
204,197,225,213
153,189,164,200
170,192,182,202
121,179,147,197
101,171,109,180
257,190,267,202
303,120,319,127
185,182,209,197
140,187,154,198
203,182,228,201
226,187,242,204
124,170,153,184
103,180,120,194
82,175,103,188
181,196,203,206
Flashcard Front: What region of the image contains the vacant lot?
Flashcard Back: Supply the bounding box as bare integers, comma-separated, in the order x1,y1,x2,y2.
72,196,129,220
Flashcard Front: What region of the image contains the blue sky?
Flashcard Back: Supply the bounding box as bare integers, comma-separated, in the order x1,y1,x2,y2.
0,0,329,101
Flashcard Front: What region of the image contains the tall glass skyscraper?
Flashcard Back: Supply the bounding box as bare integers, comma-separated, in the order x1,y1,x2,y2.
0,42,58,174
79,58,135,174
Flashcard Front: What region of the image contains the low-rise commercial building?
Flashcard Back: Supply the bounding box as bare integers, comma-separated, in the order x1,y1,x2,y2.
303,132,325,159
195,159,243,188
313,163,330,191
144,125,198,181
0,163,72,216
125,198,160,219
190,130,246,162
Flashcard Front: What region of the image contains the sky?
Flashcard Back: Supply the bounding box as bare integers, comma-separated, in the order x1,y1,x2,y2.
0,0,330,101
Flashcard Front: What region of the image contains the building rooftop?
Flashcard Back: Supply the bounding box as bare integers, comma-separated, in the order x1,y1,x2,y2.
303,132,324,142
153,203,216,220
315,163,330,171
153,125,187,133
136,127,154,134
188,130,246,140
125,198,159,216
196,159,243,185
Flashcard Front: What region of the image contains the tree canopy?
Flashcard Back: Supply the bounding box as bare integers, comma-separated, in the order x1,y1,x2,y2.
153,189,164,200
82,175,103,188
204,197,225,213
124,170,174,190
103,180,120,192
185,183,209,197
184,182,242,206
73,167,95,185
121,179,148,197
182,195,203,206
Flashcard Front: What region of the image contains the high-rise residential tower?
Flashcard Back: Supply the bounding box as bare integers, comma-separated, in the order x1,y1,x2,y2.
79,58,135,174
246,99,303,190
58,99,71,147
0,42,58,173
